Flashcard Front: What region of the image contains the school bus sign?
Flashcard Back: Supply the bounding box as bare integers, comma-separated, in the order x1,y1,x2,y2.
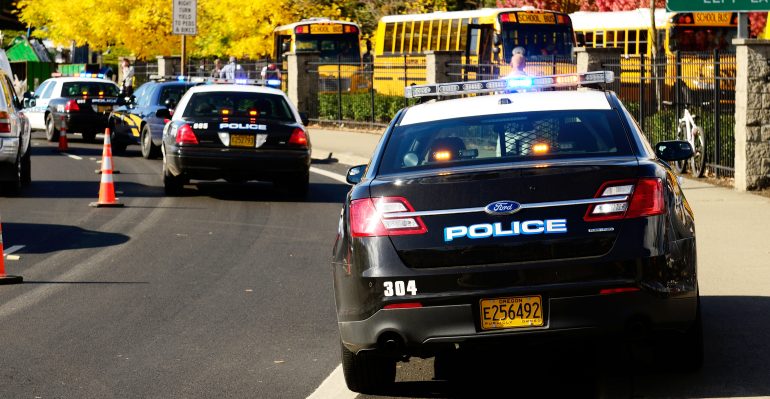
668,0,770,12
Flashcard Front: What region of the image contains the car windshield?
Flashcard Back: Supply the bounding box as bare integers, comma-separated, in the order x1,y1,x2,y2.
182,91,295,121
62,82,120,97
378,109,633,175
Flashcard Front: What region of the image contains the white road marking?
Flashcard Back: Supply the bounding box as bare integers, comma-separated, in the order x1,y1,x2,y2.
305,364,356,399
3,245,24,256
309,167,348,184
61,153,83,160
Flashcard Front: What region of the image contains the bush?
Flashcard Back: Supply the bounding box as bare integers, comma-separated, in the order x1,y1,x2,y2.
318,92,416,123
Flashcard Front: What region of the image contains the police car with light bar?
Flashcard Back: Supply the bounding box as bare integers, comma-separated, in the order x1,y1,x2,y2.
160,80,311,196
22,75,121,142
333,71,701,393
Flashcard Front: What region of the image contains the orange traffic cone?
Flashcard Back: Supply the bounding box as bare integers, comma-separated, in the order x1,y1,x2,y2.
89,128,124,208
0,214,23,285
96,129,120,174
57,125,69,151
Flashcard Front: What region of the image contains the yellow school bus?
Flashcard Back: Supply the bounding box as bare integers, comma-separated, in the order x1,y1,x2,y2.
273,18,366,92
373,8,577,95
570,8,737,95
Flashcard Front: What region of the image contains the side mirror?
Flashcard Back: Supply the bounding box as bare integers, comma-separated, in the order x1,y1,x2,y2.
346,164,367,185
299,112,309,126
25,98,36,108
23,91,33,99
655,140,694,162
493,33,502,47
155,108,172,119
282,41,291,52
164,98,177,109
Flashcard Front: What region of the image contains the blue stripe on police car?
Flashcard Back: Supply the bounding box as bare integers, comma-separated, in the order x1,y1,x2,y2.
444,219,567,242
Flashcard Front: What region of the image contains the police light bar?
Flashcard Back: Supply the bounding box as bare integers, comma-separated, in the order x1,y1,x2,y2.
149,75,279,87
404,71,615,99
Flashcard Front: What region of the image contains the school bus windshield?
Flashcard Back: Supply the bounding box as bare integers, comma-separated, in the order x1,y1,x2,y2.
295,34,361,62
670,27,735,52
500,23,574,61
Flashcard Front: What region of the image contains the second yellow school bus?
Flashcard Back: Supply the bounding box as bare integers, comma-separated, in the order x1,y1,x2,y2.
373,8,577,95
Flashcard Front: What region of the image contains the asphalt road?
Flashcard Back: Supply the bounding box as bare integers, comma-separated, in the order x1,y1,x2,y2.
2,131,770,398
0,132,348,398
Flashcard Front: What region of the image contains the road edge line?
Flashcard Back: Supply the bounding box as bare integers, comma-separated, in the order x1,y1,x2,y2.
305,364,356,399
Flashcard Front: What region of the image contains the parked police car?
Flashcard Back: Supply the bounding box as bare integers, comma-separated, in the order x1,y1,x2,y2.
333,72,700,393
23,75,121,142
0,49,31,194
161,82,311,196
108,79,196,157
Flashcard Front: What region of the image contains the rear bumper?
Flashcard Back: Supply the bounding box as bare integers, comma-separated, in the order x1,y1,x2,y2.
166,146,311,181
339,290,698,354
0,137,19,163
61,112,109,133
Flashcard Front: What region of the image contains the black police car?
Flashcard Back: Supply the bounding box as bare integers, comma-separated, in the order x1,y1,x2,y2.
333,72,701,393
108,79,196,157
161,83,311,196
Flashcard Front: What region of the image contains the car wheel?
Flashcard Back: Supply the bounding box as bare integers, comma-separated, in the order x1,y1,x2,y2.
141,125,160,159
163,161,184,196
340,341,396,394
45,113,59,142
82,132,97,143
20,145,31,186
0,153,22,196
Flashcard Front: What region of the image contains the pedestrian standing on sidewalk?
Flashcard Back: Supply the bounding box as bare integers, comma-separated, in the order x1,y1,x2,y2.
120,58,135,96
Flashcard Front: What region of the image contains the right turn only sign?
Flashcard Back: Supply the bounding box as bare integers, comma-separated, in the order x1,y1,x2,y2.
667,0,770,12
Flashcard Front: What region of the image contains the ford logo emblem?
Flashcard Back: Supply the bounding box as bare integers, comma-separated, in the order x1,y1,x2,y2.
485,200,522,215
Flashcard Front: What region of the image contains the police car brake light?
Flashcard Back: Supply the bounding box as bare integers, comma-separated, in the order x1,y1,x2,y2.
289,128,308,146
64,100,80,112
350,197,427,237
175,123,199,145
585,178,663,221
0,111,10,133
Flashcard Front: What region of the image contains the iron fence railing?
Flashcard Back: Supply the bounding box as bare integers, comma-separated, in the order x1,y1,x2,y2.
600,50,736,177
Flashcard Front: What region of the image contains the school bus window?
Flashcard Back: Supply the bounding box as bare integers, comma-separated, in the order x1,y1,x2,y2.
407,21,415,53
384,23,394,54
400,22,407,53
432,20,441,51
638,30,648,54
469,26,479,55
606,31,615,47
458,19,469,53
418,21,426,52
452,19,461,51
627,30,637,54
584,31,594,47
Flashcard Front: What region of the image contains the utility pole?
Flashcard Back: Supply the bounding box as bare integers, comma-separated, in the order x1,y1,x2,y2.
649,0,657,58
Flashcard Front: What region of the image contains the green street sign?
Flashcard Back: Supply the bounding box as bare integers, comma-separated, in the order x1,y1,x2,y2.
667,0,770,12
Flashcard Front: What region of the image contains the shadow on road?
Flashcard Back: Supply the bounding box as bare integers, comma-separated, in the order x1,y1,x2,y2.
18,180,165,199
360,295,770,399
188,181,349,204
2,222,129,254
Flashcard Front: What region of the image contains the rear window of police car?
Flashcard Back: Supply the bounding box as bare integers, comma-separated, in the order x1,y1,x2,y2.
183,92,294,122
377,109,633,175
62,82,120,97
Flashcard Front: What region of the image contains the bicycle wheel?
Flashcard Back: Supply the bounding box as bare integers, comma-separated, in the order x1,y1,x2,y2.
674,122,688,174
691,125,707,178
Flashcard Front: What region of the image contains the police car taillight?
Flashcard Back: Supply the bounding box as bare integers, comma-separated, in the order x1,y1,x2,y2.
175,123,199,145
0,111,10,134
289,128,308,146
584,178,664,221
350,197,427,237
64,100,80,112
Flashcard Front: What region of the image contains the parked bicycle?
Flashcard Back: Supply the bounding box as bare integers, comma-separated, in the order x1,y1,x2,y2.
674,104,707,178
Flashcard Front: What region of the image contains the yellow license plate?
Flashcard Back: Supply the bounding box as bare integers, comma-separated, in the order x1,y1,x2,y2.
480,295,543,330
97,105,113,113
230,134,255,147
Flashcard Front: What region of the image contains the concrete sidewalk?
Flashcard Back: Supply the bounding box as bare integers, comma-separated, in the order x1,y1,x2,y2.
308,127,770,298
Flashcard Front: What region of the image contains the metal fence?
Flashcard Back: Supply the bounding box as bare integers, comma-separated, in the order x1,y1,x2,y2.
599,51,736,177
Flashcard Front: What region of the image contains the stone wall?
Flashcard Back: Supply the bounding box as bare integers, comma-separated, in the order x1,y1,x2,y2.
734,39,770,191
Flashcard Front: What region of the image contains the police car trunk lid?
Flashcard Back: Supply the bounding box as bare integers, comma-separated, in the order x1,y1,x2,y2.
369,157,639,268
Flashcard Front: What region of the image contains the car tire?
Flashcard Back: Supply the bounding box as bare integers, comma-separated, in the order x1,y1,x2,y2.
45,113,59,142
340,341,396,394
82,132,97,143
163,162,185,196
20,144,31,186
0,153,22,196
141,125,160,159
